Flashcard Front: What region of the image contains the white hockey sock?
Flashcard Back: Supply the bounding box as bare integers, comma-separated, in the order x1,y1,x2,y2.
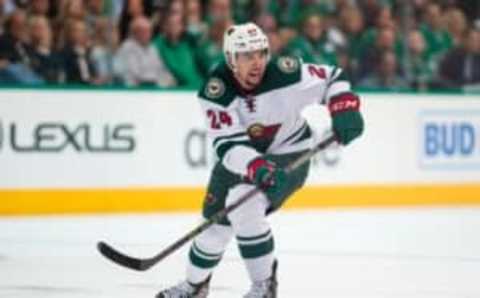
186,262,213,284
244,253,275,282
186,224,233,284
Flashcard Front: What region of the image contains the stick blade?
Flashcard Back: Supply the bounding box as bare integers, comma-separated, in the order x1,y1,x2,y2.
97,241,150,271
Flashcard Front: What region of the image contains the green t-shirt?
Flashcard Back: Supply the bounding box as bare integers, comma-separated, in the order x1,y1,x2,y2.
285,36,337,65
194,39,224,78
153,35,203,89
357,28,405,61
419,24,453,59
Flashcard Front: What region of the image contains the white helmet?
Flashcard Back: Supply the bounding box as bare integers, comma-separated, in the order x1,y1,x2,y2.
223,22,270,70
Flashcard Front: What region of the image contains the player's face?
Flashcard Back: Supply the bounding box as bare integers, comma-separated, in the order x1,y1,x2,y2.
234,49,268,90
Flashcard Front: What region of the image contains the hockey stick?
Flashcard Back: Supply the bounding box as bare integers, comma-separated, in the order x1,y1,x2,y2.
97,133,337,271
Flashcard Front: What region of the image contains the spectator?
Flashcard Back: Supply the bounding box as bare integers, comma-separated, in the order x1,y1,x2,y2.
153,12,203,88
185,0,207,42
55,0,87,50
356,5,401,60
445,8,468,46
359,27,399,78
167,0,184,16
0,9,43,84
86,0,105,17
358,0,383,29
194,16,232,77
28,16,63,83
419,3,453,62
285,13,337,65
86,0,107,31
338,6,365,82
439,29,480,87
60,19,98,84
266,0,302,27
404,30,433,90
118,0,154,41
91,17,117,84
59,0,86,21
206,0,231,23
254,13,278,34
27,0,49,18
267,29,283,57
358,50,408,90
114,16,176,87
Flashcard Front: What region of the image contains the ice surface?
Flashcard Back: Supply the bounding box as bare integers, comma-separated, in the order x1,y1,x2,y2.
1,208,480,298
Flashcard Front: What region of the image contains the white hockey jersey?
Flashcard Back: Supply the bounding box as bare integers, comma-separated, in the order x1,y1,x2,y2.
198,56,354,176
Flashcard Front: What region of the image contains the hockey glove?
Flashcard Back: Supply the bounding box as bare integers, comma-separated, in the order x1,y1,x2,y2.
247,158,287,198
328,92,364,145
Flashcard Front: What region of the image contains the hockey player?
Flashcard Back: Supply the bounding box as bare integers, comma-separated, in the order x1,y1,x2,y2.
156,22,364,298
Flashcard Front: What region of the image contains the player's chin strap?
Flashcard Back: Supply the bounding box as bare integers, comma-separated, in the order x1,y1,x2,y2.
97,132,337,272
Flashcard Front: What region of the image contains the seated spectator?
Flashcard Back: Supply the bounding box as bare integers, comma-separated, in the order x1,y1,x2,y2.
185,0,208,42
59,0,86,21
27,0,49,18
404,30,434,90
338,5,365,83
60,19,98,84
358,50,408,90
55,0,87,50
267,30,283,58
359,27,400,77
419,3,453,63
194,16,232,77
439,29,480,88
356,5,398,47
0,9,43,84
255,13,278,34
86,0,108,34
285,13,337,65
118,0,154,41
90,17,117,84
359,0,381,28
445,8,468,47
114,16,176,87
265,0,302,28
28,16,63,83
153,12,203,88
86,0,105,17
206,0,231,24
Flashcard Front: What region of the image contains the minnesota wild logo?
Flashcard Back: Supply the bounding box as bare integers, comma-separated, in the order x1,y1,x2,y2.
277,56,299,74
205,77,225,99
248,123,265,138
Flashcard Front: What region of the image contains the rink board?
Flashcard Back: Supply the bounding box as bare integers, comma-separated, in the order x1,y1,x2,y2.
1,184,480,215
1,89,480,214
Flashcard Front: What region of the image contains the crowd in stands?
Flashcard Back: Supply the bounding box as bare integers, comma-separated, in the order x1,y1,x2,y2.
0,0,479,90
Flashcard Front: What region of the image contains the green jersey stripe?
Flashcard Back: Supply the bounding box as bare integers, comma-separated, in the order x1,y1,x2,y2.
212,132,248,147
291,125,312,145
192,242,223,259
280,122,307,145
236,229,271,242
238,237,274,259
189,248,222,268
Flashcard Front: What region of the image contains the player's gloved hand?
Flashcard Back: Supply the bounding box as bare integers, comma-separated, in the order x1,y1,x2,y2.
328,92,364,145
247,158,286,197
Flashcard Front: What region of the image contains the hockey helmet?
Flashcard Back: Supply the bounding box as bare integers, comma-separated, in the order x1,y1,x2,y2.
223,22,270,71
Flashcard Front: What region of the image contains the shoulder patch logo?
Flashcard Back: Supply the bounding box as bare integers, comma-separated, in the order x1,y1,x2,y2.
205,77,225,99
277,56,299,74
